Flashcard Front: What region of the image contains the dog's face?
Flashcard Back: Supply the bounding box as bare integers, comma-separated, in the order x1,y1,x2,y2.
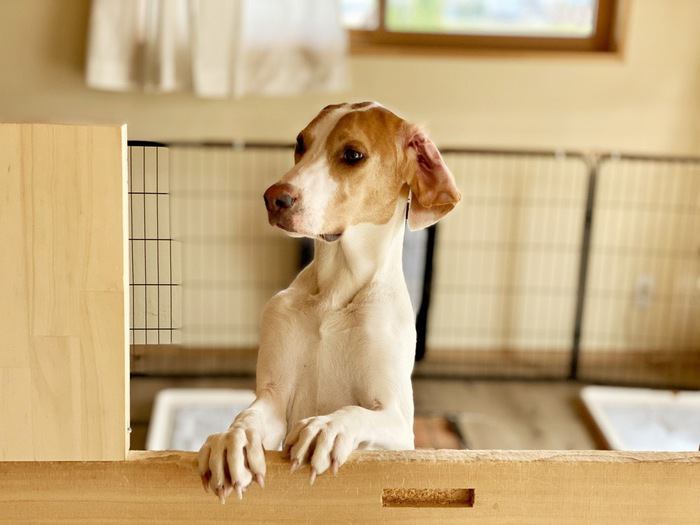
264,102,461,241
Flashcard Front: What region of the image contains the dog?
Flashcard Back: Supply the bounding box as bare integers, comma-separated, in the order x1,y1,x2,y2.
197,101,461,502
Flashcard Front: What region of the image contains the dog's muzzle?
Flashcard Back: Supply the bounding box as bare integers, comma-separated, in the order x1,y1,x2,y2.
263,182,301,229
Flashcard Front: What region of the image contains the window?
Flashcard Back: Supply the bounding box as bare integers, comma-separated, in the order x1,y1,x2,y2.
340,0,618,53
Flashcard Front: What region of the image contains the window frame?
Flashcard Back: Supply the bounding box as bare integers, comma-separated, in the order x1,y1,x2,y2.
348,0,619,54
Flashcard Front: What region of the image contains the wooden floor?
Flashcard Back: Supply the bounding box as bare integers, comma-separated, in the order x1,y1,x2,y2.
413,378,598,449
131,377,599,450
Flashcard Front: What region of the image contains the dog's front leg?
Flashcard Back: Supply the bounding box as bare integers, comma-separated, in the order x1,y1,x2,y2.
283,402,413,484
197,393,286,502
197,297,293,502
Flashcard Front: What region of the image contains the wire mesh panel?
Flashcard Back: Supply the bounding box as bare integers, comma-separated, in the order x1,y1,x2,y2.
127,142,700,387
168,146,299,349
128,144,181,344
129,144,429,368
579,156,700,388
419,152,589,378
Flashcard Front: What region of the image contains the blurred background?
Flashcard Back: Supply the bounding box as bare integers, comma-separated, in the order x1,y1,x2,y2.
2,0,698,452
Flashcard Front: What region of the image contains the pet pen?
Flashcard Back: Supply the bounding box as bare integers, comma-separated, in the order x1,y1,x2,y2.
1,123,698,523
127,142,699,389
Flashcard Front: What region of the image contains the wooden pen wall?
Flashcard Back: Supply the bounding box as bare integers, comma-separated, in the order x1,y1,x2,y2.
0,123,129,460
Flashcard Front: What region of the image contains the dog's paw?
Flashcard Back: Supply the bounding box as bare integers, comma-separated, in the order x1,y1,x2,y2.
197,423,266,503
283,415,355,484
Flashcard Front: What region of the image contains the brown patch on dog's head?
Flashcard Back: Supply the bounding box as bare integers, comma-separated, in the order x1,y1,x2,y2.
319,106,408,235
264,102,460,240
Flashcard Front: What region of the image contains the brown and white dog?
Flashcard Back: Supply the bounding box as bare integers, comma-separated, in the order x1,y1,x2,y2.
198,101,460,502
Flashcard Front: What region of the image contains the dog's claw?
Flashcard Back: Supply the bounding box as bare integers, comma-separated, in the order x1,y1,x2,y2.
309,468,317,486
255,473,265,488
216,486,226,505
331,459,339,476
234,482,243,500
201,475,210,492
290,459,300,473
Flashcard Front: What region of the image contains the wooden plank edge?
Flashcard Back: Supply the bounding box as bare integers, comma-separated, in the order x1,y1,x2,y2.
2,450,699,523
125,449,700,464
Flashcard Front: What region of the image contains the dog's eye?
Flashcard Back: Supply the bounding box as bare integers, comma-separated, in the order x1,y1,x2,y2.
295,134,305,156
342,148,364,165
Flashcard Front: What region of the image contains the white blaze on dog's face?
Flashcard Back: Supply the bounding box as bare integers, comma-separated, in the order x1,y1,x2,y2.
263,102,461,241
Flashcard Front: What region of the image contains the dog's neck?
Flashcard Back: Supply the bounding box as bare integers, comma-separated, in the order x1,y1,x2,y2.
311,199,407,308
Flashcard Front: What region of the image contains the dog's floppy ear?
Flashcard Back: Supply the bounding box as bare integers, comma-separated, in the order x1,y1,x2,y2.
403,127,461,231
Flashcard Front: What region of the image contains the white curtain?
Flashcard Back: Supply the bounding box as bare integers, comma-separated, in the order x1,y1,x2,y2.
85,0,348,98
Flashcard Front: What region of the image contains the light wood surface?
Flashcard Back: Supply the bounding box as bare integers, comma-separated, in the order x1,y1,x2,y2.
0,123,129,460
1,450,699,523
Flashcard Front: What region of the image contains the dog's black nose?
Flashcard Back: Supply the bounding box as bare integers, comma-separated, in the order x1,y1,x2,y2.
275,193,295,209
263,183,298,213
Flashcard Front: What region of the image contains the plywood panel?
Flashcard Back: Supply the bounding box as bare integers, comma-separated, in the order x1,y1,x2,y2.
0,450,699,523
0,123,128,460
29,337,82,458
0,125,30,369
0,368,32,457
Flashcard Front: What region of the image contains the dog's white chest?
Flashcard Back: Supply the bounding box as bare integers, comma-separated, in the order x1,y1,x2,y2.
286,303,365,424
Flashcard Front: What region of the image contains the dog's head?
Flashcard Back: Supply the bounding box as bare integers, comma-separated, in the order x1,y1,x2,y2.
263,102,460,241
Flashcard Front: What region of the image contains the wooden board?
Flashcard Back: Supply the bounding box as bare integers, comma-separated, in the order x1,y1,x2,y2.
131,344,258,375
1,450,699,523
0,123,129,460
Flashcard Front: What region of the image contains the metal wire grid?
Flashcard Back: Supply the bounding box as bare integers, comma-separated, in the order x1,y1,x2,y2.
168,146,299,348
578,156,700,388
127,142,700,388
128,143,181,345
419,152,589,379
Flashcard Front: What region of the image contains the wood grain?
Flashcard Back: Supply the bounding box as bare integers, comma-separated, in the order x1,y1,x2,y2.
0,123,129,460
0,450,699,523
